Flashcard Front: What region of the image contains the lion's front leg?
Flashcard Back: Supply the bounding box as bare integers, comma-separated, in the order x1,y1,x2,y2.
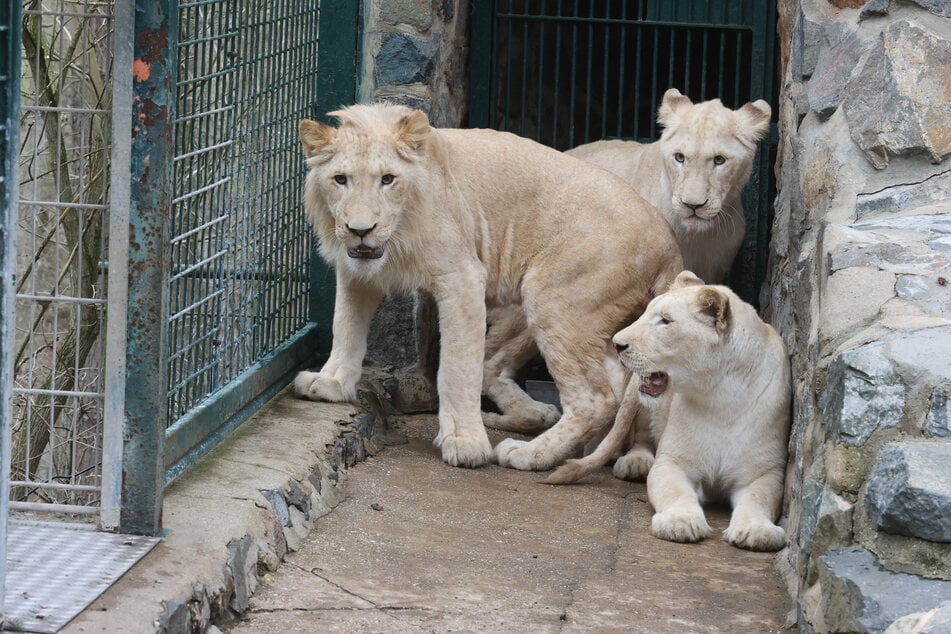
723,470,786,551
431,270,493,468
647,457,711,543
295,275,383,403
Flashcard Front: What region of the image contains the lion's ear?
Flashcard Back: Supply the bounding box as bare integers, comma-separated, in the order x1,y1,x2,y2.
737,99,772,143
299,119,336,158
695,287,731,334
396,110,431,157
657,88,692,129
671,270,705,290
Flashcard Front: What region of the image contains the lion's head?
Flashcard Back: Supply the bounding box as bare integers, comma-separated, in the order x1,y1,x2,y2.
656,89,771,230
612,270,733,398
299,104,432,276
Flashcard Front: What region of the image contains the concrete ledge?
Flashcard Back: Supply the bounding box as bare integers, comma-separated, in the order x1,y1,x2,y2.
66,383,398,633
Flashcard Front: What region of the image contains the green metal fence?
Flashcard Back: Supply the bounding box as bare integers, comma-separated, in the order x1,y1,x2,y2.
2,0,359,536
163,0,324,483
470,0,778,302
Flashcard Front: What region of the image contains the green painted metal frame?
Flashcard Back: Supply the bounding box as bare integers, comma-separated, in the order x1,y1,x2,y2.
164,0,323,483
310,0,362,357
118,0,361,533
468,0,778,304
1,0,23,617
123,0,179,535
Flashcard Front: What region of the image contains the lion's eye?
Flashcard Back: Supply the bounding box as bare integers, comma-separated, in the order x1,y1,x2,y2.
659,315,672,325
381,174,395,186
333,174,348,185
674,152,685,163
713,155,726,166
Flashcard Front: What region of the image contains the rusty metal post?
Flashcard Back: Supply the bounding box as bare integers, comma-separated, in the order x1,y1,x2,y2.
121,0,178,535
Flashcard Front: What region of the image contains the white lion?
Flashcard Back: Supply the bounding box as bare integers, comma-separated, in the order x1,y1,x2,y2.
547,271,791,551
567,88,771,285
293,103,682,470
480,90,771,430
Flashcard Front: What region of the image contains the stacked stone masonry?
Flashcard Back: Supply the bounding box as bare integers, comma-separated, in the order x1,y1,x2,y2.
769,0,951,631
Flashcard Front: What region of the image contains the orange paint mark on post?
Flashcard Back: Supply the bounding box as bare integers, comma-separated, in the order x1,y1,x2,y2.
133,58,151,82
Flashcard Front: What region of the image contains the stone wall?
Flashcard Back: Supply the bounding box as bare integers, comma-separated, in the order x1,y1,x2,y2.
767,0,951,630
359,0,470,372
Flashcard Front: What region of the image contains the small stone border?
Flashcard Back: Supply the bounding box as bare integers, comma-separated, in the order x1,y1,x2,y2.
155,378,402,633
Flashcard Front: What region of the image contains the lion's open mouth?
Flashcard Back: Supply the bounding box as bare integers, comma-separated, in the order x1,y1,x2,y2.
347,244,385,259
639,371,669,397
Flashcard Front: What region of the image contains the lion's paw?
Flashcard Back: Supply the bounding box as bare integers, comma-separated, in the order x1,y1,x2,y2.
494,438,529,467
536,403,562,426
436,432,493,468
723,519,786,552
294,371,346,402
651,509,711,543
495,438,557,471
613,447,654,481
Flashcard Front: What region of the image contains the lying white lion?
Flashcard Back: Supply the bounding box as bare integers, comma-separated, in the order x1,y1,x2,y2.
567,88,771,285
294,103,682,470
547,271,790,551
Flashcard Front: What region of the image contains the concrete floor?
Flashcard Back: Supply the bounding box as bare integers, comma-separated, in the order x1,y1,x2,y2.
228,414,793,633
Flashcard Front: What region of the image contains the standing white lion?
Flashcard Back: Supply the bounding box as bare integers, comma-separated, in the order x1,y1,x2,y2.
567,88,771,284
294,103,682,471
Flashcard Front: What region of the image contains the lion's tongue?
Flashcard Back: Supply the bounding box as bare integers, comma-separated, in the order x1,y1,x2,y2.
638,372,668,397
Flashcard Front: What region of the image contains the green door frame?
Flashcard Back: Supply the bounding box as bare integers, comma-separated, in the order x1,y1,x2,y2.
468,1,778,304
310,0,362,358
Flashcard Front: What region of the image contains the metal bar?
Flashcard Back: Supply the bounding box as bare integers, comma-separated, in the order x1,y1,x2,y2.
518,16,528,136
12,388,105,399
9,481,101,493
600,20,610,140
164,324,320,482
9,502,99,515
568,0,579,147
312,0,360,358
551,0,562,147
1,0,23,620
503,14,513,131
122,0,179,536
492,12,742,30
615,0,628,138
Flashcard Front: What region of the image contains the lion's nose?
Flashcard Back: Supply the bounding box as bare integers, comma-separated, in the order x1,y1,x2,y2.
347,223,377,238
615,342,629,354
684,199,708,211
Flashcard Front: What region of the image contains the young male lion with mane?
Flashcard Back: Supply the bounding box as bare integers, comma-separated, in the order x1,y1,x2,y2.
547,271,791,551
294,103,682,471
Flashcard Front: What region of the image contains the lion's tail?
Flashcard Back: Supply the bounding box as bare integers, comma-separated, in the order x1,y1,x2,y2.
544,381,641,485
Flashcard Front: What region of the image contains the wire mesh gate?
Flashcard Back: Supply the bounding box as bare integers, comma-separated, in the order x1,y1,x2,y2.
469,0,778,302
1,0,24,621
3,0,359,543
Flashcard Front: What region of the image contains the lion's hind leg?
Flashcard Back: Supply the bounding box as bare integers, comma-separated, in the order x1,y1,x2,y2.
494,323,619,472
722,470,786,551
482,306,560,432
544,377,641,484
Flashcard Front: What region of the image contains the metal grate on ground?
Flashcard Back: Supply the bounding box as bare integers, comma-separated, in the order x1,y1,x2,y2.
164,0,320,478
3,520,159,633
